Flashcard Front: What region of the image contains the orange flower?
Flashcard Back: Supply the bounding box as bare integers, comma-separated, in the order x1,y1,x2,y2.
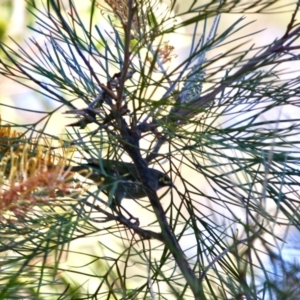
0,138,79,223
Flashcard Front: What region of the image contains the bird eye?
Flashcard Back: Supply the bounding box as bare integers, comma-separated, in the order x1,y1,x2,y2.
159,176,172,186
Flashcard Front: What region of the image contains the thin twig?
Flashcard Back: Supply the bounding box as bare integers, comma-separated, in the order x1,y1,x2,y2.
85,201,164,241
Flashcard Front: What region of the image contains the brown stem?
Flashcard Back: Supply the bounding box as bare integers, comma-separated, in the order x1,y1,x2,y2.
117,116,205,299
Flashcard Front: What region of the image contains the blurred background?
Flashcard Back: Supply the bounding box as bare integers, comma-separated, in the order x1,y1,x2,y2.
0,0,297,129
0,0,299,297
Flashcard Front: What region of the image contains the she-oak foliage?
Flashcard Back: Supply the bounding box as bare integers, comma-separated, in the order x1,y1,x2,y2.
0,0,300,299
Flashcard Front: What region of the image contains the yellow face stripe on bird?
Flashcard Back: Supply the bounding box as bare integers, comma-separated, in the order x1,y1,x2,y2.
159,175,172,186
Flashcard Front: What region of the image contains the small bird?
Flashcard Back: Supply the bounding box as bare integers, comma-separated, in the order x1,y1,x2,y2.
66,159,173,207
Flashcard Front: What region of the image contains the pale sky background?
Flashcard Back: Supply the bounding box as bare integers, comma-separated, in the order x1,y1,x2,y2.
0,0,299,296
0,0,298,128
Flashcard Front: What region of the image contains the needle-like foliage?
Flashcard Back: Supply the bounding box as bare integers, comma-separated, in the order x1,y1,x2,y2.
1,0,300,299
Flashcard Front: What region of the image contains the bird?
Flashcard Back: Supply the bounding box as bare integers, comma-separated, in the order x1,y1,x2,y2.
65,159,173,207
